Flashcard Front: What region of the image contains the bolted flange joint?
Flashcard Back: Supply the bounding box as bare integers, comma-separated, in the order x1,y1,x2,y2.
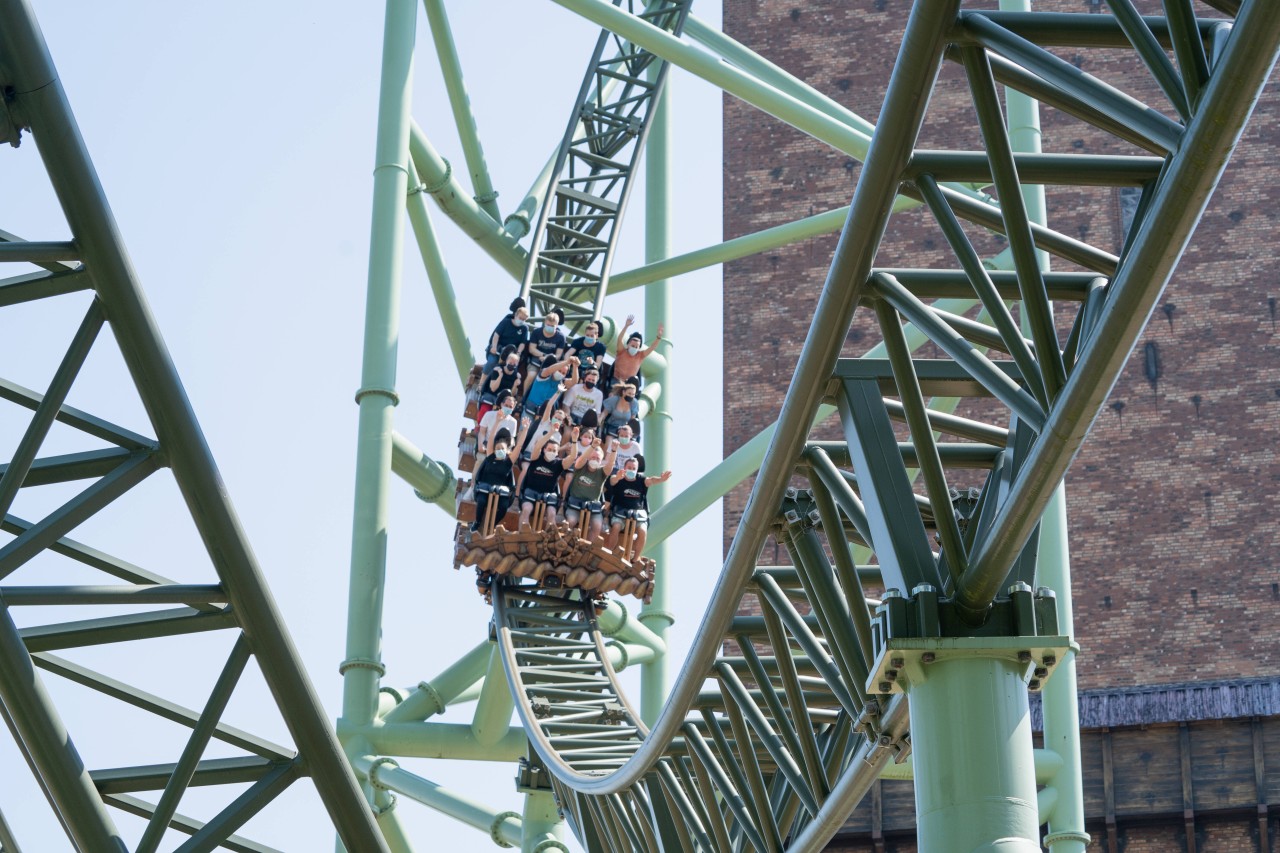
490,810,520,848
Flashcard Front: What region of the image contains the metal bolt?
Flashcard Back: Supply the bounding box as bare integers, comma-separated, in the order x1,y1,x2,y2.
921,652,936,664
878,681,892,693
1043,654,1057,667
784,487,798,499
1017,650,1033,663
911,583,937,596
883,588,904,600
890,657,905,669
1034,666,1049,679
1008,581,1033,596
1029,679,1042,691
884,669,898,681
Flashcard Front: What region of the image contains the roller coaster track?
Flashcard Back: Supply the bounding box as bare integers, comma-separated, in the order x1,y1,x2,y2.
482,2,1280,851
519,0,691,329
3,0,1279,850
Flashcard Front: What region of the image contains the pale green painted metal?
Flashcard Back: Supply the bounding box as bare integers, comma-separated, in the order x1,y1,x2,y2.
408,121,527,279
355,755,523,847
342,0,417,746
999,3,1088,842
519,793,569,853
904,655,1041,852
1038,490,1090,852
422,0,501,223
639,62,675,727
471,644,517,748
405,161,475,385
389,430,455,514
381,640,492,723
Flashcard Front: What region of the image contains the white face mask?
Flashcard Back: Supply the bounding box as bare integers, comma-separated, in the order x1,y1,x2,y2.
513,317,525,328
587,459,602,471
494,448,508,460
627,344,641,356
544,450,557,461
553,371,565,381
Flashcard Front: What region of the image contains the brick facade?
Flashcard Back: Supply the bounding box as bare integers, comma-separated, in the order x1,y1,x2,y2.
723,1,1280,847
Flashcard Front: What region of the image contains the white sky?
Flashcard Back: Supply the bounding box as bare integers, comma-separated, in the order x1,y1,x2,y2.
1,1,727,850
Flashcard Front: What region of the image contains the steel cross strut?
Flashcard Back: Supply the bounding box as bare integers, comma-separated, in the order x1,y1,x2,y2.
481,2,1280,852
0,1,390,851
518,0,692,331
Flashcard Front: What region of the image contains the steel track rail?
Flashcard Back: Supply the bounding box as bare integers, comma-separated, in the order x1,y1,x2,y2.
486,2,1279,850
518,0,693,328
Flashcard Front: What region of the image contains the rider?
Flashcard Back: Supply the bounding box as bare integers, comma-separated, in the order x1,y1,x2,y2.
562,437,619,541
470,429,516,533
483,297,529,376
516,431,568,529
604,457,671,559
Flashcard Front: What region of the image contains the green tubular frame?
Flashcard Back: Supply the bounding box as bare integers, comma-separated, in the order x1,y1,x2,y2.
2,0,1262,850
0,0,391,849
363,1,1279,850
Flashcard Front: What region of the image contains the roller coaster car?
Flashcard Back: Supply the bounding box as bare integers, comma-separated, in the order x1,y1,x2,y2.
462,364,484,421
454,520,654,605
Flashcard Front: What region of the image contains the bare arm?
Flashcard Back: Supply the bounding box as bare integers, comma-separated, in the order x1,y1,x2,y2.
644,470,672,488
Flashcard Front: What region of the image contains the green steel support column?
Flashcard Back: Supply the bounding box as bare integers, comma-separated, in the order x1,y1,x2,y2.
405,162,475,385
422,0,501,223
906,656,1040,852
371,789,415,853
343,0,417,742
471,643,516,747
639,65,674,726
1000,2,1086,844
519,792,569,853
1038,489,1089,851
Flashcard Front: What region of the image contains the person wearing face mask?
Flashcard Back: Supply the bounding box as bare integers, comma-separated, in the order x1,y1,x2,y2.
525,354,578,413
604,457,671,559
470,429,516,533
525,309,566,391
515,404,569,466
483,298,530,376
474,389,519,474
612,314,662,389
566,319,607,371
477,346,523,422
560,366,604,425
562,437,619,541
516,433,568,529
600,381,639,438
609,423,642,472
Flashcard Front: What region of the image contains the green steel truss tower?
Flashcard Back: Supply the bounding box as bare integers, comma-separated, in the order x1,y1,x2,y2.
4,0,1279,851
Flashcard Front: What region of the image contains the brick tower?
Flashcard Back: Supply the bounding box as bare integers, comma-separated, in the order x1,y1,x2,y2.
722,2,1280,850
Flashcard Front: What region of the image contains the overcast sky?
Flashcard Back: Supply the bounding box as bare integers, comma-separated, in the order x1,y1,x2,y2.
1,1,727,849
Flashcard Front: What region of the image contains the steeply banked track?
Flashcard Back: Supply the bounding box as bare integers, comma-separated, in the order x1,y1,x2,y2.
488,2,1280,851
519,0,692,329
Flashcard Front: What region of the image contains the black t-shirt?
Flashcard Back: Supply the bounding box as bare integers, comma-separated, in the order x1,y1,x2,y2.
611,476,649,511
569,336,607,366
522,457,565,495
487,366,521,395
529,327,566,361
475,455,514,489
490,315,529,353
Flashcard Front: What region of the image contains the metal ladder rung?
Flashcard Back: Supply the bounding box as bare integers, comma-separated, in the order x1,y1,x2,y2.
556,186,619,214
568,147,629,172
546,222,609,248
538,257,602,280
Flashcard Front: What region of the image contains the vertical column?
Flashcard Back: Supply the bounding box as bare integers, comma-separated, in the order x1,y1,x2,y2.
1000,1,1087,848
639,68,675,725
342,0,417,737
907,656,1041,852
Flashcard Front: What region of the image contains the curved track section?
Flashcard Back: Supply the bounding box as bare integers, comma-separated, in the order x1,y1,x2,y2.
488,2,1280,851
519,0,691,328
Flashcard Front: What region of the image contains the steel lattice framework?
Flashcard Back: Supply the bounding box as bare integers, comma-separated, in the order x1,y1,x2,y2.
3,0,1279,851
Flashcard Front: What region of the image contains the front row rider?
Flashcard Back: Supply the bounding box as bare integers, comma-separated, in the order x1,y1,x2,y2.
470,429,516,533
604,457,671,559
562,437,620,541
517,431,568,529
